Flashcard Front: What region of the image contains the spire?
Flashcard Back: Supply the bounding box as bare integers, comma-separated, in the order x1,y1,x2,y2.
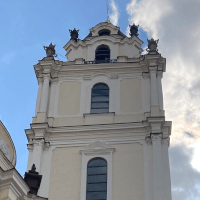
105,0,110,22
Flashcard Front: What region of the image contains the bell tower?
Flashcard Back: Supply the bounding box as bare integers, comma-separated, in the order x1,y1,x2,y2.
25,21,172,200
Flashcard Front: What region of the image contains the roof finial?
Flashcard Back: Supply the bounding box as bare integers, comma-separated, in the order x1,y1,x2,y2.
105,0,110,22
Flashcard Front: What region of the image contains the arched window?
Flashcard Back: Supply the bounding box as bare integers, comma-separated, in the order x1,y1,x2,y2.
86,158,107,200
91,83,109,114
95,45,110,61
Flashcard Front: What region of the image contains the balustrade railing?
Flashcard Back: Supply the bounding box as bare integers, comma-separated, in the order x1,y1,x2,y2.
84,59,117,64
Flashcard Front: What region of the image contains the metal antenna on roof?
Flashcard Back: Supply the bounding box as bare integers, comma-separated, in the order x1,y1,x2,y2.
105,0,110,21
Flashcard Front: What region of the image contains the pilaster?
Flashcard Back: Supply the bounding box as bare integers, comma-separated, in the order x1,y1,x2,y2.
35,78,43,115
157,71,163,110
31,138,50,173
151,133,165,200
37,73,50,122
48,78,58,117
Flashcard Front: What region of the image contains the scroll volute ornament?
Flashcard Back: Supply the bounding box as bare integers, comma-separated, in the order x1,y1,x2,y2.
146,38,159,54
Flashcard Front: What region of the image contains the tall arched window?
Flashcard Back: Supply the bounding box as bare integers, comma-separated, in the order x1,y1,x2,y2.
95,45,110,61
91,83,109,114
86,158,107,200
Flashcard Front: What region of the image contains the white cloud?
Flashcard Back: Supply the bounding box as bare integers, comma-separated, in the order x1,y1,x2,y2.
126,0,200,199
109,0,119,26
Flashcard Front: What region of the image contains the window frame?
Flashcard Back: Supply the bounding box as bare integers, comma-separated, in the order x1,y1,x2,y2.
86,158,108,200
80,141,115,200
90,83,110,114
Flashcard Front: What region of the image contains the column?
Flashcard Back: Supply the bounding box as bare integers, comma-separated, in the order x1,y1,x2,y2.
35,78,43,115
32,138,45,173
162,138,172,200
152,134,165,200
157,72,163,110
48,78,58,117
149,66,158,106
40,73,50,113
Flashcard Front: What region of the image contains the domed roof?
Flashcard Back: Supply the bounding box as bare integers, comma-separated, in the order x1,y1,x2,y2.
0,121,16,167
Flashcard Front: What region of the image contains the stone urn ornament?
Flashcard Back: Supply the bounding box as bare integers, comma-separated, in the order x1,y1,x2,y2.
146,38,159,54
69,28,79,42
43,43,57,57
129,23,139,37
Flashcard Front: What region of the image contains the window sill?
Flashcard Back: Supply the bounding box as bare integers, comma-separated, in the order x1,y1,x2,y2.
83,112,115,117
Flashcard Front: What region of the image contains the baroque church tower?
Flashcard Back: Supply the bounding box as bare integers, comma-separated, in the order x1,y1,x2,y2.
25,21,172,200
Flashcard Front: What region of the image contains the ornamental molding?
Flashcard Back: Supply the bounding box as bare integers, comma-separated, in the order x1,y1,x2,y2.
145,136,152,145
157,71,163,78
151,133,162,141
42,73,50,79
0,135,11,160
27,144,34,152
149,66,158,73
162,138,170,146
37,77,43,84
32,138,45,146
50,78,58,84
80,140,115,155
31,138,50,150
142,72,150,79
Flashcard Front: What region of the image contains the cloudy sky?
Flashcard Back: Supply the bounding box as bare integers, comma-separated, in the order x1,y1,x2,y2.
0,0,200,199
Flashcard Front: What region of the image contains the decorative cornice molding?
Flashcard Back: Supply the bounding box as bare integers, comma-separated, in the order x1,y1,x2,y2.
80,140,115,155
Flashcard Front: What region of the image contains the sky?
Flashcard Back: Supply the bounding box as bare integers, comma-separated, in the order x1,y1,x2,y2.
0,0,200,199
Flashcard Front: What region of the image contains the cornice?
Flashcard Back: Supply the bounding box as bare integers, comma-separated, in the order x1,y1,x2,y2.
0,168,30,195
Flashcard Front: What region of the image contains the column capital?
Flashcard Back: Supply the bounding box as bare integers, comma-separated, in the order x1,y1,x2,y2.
157,71,163,78
142,72,150,79
32,138,50,150
151,133,162,141
38,77,43,84
42,73,50,80
145,136,152,145
50,77,58,84
162,138,170,146
149,66,158,73
32,138,45,146
27,144,34,152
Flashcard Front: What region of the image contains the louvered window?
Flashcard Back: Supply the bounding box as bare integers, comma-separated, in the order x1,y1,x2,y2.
91,83,109,114
86,158,107,200
95,45,110,61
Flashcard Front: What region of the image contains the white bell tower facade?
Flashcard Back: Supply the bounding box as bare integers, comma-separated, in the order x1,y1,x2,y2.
25,21,172,200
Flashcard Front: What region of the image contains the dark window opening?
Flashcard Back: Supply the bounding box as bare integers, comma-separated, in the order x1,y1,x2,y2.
86,158,107,200
91,83,109,114
98,29,111,36
95,46,110,61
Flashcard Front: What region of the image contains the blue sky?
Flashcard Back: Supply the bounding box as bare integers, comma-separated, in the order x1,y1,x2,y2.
0,0,147,177
1,0,200,199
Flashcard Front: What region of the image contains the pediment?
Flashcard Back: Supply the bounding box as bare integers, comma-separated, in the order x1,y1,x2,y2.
80,140,115,155
90,21,120,36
